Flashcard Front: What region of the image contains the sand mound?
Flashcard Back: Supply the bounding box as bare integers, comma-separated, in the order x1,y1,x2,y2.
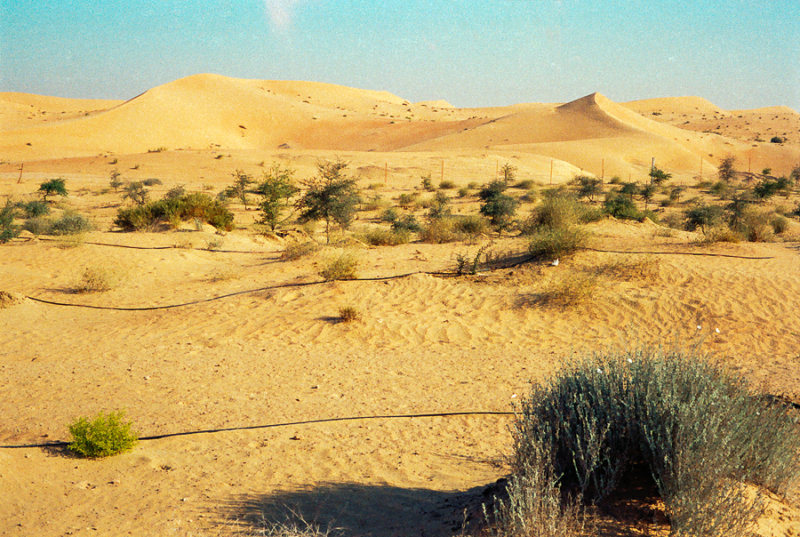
0,290,25,308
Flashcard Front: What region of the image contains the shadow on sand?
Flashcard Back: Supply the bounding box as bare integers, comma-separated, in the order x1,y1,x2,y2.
218,480,507,536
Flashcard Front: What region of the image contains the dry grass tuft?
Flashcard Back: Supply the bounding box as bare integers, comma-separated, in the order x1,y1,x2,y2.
319,251,359,281
281,240,320,261
0,290,25,309
595,256,660,282
338,305,362,323
524,273,598,308
72,266,122,293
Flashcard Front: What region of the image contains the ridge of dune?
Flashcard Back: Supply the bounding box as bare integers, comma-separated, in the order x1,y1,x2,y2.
623,96,728,117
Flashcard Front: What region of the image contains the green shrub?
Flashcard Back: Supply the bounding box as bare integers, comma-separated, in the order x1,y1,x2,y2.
396,192,418,208
0,202,19,243
142,177,162,186
603,194,645,221
22,216,49,235
319,251,359,281
439,179,456,189
457,186,470,198
523,196,582,233
452,214,489,235
513,179,536,190
685,204,724,233
360,227,410,246
39,178,68,202
528,227,587,259
68,410,138,458
479,180,518,230
419,218,459,243
17,200,50,218
511,350,800,536
114,192,233,231
390,213,421,233
49,211,92,235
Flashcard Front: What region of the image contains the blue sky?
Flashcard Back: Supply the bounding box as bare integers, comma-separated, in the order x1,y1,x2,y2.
2,1,798,110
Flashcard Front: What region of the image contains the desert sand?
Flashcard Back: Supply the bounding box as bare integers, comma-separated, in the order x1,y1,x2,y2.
1,74,799,536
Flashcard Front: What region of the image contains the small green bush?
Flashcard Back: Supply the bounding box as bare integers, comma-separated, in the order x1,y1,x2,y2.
115,192,233,231
419,218,459,243
439,179,456,189
528,227,587,259
142,178,162,186
0,202,20,243
603,194,645,221
49,211,92,235
390,214,421,233
17,200,50,218
523,196,582,233
452,214,489,235
771,215,789,234
68,410,138,458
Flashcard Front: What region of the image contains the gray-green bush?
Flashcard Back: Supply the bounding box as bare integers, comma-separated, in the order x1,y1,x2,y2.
509,350,800,536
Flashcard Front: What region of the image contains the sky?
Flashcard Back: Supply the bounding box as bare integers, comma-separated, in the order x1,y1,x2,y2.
2,1,798,110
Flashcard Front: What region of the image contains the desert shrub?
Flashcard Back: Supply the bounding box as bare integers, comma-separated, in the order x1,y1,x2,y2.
731,207,773,242
419,218,459,243
49,211,92,235
718,155,736,182
420,174,435,191
73,266,120,293
380,208,398,223
520,189,538,203
114,192,233,231
771,215,789,234
17,200,50,218
578,206,605,223
68,410,138,458
511,350,800,536
427,191,451,220
528,227,587,259
523,196,582,233
698,225,742,244
685,204,724,233
338,306,361,323
123,181,149,205
479,180,518,230
573,175,602,202
513,179,536,190
164,185,186,199
530,273,597,307
457,186,470,198
360,227,410,246
452,214,489,235
257,164,297,231
319,251,359,281
390,214,421,233
596,256,660,281
0,202,19,243
602,194,644,221
439,179,456,189
142,177,162,186
396,192,418,208
281,240,320,261
22,216,50,235
770,136,784,143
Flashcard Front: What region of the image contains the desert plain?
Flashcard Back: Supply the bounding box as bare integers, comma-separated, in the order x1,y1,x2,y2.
1,74,800,536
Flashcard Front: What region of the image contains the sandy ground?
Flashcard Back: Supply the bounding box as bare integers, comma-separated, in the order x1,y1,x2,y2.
1,77,800,536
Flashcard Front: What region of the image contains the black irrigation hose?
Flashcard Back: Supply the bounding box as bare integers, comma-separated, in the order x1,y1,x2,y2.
0,410,515,449
24,271,440,311
20,244,774,311
33,236,267,254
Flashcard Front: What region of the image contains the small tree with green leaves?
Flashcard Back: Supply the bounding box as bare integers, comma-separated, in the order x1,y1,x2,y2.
39,178,67,202
685,204,724,233
0,201,19,243
256,164,297,231
297,160,361,243
123,181,149,206
227,169,254,209
619,181,639,199
649,166,672,185
574,175,602,202
479,180,518,230
427,191,451,220
640,183,657,209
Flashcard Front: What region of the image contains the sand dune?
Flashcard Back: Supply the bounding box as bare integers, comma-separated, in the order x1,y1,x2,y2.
2,74,798,180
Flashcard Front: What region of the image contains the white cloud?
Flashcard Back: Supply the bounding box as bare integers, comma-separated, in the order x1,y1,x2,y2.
265,0,303,30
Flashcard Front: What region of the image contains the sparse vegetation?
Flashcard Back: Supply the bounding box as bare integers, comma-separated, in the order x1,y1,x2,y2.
72,266,121,293
338,305,362,323
479,180,518,230
115,192,233,231
257,164,298,231
281,240,320,261
527,227,587,260
68,410,138,458
0,201,20,243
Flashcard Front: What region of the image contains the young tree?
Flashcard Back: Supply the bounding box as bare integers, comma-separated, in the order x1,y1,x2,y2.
479,180,518,230
297,160,361,243
227,169,254,209
39,178,68,202
574,175,602,202
123,181,149,205
649,166,672,186
640,183,656,209
256,164,297,231
109,169,123,191
500,163,517,184
428,191,451,220
718,156,736,183
619,182,639,200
